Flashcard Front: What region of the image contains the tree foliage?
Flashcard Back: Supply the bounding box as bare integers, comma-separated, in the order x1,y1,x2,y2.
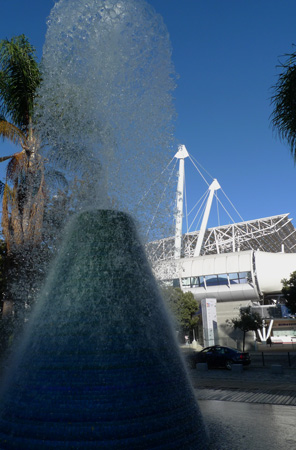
270,50,296,161
0,35,41,132
0,35,44,252
282,271,296,314
227,306,262,351
161,287,200,334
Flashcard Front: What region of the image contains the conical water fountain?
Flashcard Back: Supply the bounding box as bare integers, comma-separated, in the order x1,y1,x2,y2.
0,0,209,448
0,209,208,448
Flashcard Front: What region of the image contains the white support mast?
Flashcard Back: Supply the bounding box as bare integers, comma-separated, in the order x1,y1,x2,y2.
194,179,221,257
174,145,189,259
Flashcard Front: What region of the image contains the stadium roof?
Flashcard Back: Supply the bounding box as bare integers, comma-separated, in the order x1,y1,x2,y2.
147,214,296,264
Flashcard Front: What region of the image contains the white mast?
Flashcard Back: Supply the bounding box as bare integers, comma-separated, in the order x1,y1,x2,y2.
174,145,189,259
194,179,221,257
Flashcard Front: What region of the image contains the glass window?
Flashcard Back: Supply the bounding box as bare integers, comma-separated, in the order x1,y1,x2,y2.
205,275,219,286
181,277,191,287
238,272,247,283
239,271,252,283
217,274,228,285
229,272,239,280
239,272,248,279
229,273,239,284
181,276,206,288
173,279,180,288
229,271,252,284
191,277,199,287
214,347,222,354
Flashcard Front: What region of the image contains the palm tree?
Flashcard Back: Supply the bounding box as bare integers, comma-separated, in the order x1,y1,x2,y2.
0,34,48,324
0,35,44,252
271,51,296,161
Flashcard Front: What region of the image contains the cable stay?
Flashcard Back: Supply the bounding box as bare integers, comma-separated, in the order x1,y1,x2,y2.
145,145,296,263
173,144,245,258
141,142,246,258
144,157,177,239
137,156,177,206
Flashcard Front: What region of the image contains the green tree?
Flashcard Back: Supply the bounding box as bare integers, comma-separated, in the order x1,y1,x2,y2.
0,35,61,334
0,35,44,252
271,50,296,160
161,287,200,340
227,306,263,351
282,271,296,314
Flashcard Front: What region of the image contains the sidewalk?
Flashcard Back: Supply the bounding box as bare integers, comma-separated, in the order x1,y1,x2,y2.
188,357,296,405
188,365,296,391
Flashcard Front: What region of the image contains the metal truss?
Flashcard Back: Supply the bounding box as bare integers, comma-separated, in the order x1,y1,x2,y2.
146,214,296,264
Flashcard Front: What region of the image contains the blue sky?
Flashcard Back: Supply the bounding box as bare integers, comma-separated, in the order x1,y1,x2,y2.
1,0,296,231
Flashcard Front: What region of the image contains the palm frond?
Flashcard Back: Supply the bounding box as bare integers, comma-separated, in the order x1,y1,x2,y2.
0,180,5,197
271,51,296,160
6,151,28,181
0,154,14,163
0,35,41,132
0,118,26,146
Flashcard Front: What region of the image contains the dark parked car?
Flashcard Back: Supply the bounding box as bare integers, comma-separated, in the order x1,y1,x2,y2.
187,345,251,370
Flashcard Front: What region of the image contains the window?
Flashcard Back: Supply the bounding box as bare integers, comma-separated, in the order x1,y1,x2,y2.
205,275,219,286
215,347,225,354
239,271,251,283
229,272,239,284
191,277,199,287
199,276,205,288
217,274,228,285
205,274,228,286
229,272,251,284
180,271,251,289
173,279,180,288
181,276,205,288
181,277,191,287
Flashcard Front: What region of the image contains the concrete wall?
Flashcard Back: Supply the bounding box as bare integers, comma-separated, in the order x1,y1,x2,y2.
215,300,256,351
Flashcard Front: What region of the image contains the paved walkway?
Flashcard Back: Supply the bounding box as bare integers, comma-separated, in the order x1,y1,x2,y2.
194,385,296,406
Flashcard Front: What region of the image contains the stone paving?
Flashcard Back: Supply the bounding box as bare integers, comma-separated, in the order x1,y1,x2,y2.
188,352,296,405
194,385,296,406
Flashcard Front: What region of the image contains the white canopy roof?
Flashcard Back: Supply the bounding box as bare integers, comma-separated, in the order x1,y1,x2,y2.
147,214,296,264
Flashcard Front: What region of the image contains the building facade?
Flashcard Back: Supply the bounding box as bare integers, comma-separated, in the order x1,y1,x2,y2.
148,215,296,349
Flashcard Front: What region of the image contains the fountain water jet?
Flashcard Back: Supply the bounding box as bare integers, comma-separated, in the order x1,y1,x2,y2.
0,210,208,448
36,0,177,238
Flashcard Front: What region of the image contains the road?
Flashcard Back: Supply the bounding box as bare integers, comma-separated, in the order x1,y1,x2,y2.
199,399,296,450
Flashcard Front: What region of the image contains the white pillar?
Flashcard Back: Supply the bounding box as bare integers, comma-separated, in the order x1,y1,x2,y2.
174,145,189,259
194,179,221,257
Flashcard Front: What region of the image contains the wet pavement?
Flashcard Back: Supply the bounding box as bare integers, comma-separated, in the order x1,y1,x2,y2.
186,351,296,449
200,400,296,450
